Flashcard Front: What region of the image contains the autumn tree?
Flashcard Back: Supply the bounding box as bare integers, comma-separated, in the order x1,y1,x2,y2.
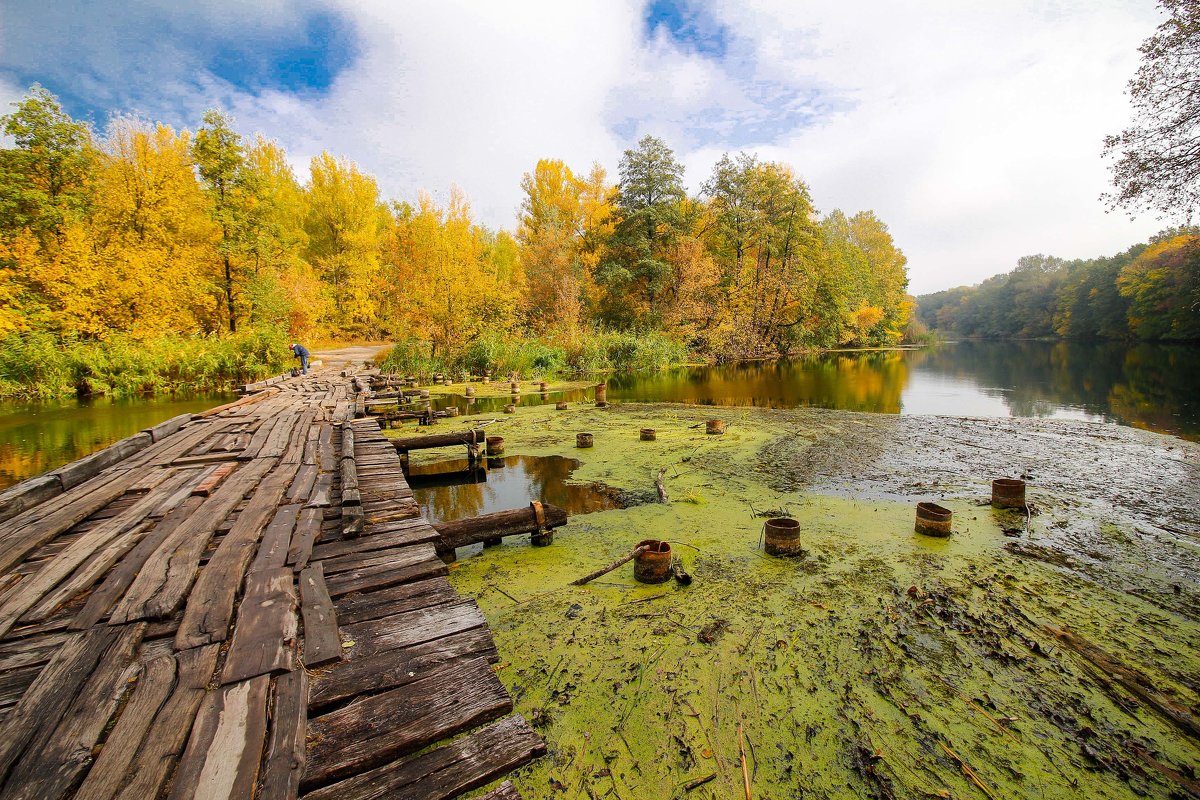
1104,0,1200,217
304,152,384,336
517,159,614,332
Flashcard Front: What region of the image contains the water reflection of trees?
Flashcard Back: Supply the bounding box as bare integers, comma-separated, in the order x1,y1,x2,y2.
0,394,225,489
919,341,1200,439
607,353,908,413
410,455,618,524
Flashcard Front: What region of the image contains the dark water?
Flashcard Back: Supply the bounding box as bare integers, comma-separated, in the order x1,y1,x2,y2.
407,455,621,524
0,392,233,490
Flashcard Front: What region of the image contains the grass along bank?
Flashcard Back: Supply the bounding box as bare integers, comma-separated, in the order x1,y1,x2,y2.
378,330,691,380
0,327,291,400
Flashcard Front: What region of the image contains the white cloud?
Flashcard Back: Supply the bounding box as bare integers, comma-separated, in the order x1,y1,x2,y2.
1,0,1174,294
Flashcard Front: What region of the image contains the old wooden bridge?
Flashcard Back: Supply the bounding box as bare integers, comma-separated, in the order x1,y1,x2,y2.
0,368,544,799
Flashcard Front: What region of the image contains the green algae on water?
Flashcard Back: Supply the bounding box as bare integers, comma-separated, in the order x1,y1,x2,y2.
400,402,1200,799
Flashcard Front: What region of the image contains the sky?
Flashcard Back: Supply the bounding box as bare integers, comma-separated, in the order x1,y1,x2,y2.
0,0,1173,295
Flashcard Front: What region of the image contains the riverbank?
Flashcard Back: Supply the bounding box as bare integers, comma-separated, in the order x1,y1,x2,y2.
408,401,1200,799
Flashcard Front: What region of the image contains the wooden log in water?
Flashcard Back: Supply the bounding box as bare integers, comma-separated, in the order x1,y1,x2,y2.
390,430,488,452
433,503,568,551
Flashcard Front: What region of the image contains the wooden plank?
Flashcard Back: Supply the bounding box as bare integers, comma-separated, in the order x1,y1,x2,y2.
338,600,488,660
322,544,438,576
143,413,192,443
303,656,512,788
192,461,237,496
0,470,188,633
167,675,271,800
0,474,62,527
0,469,142,576
73,655,176,800
239,413,284,462
2,623,145,800
54,432,152,489
309,521,436,561
108,457,275,624
175,461,300,649
249,502,300,575
286,507,324,571
299,562,340,668
109,644,220,800
324,557,447,599
259,670,307,800
72,496,204,630
324,545,446,598
303,717,540,800
308,473,333,508
220,567,297,684
333,578,459,626
286,464,317,503
0,627,127,784
309,626,497,711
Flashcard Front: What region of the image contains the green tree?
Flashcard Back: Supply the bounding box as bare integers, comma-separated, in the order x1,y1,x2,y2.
599,135,687,325
0,85,92,241
192,110,248,332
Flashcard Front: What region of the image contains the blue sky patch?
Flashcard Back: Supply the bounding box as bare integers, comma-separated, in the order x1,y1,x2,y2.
207,10,356,97
644,0,729,59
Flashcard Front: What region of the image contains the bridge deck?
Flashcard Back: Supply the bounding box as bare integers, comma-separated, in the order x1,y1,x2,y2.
0,371,542,800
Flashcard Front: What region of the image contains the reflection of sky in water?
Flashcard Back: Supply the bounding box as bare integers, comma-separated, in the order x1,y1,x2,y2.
899,371,1106,422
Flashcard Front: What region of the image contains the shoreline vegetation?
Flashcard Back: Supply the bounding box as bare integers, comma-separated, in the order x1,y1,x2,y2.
1,86,915,402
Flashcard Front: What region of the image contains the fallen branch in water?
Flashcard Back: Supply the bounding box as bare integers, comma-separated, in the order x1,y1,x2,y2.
738,720,752,799
683,773,716,792
655,467,669,503
571,545,649,586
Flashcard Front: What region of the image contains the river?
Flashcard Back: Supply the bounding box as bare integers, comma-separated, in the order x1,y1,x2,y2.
2,340,1197,490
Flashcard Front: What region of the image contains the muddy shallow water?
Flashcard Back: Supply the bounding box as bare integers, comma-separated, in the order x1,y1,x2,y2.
389,402,1200,799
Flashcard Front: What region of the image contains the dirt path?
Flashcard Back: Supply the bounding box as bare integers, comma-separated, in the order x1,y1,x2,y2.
311,344,389,367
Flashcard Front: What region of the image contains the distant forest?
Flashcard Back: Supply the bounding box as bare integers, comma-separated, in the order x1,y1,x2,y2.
916,230,1200,342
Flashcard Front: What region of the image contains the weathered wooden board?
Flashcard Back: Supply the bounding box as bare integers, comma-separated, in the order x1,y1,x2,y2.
55,432,151,489
299,562,340,668
249,503,301,575
108,457,275,623
73,655,176,800
0,474,62,527
220,567,297,684
303,656,512,788
333,578,459,626
286,508,324,571
308,730,538,800
175,461,300,649
259,669,307,800
321,543,436,576
72,496,204,630
2,623,145,800
0,469,142,576
167,675,270,800
0,626,138,784
309,520,436,561
324,555,447,598
309,626,497,711
337,600,488,660
1,471,189,633
106,644,220,800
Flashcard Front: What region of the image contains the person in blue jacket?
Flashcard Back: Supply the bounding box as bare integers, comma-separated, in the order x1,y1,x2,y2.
289,343,310,374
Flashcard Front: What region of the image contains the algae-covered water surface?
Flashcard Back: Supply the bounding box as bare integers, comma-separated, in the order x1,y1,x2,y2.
391,400,1200,799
